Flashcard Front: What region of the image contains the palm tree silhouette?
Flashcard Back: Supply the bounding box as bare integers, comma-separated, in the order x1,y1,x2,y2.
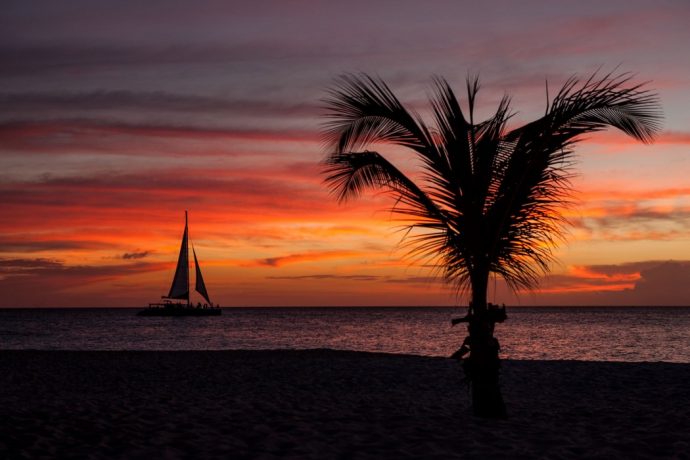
321,71,661,417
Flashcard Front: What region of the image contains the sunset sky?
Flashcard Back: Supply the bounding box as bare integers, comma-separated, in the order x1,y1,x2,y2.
2,0,690,307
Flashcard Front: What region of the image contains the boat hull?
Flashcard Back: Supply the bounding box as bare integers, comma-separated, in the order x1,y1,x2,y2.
137,307,222,317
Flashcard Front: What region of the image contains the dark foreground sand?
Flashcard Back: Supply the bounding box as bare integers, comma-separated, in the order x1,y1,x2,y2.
1,350,689,459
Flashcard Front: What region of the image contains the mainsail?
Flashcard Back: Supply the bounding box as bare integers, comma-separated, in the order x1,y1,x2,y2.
194,247,211,305
140,211,219,316
167,211,190,302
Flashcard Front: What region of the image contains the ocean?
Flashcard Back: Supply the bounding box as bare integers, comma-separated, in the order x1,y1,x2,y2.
1,307,689,363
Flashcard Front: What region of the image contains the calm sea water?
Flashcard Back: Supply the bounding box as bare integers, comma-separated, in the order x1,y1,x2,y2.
1,307,689,362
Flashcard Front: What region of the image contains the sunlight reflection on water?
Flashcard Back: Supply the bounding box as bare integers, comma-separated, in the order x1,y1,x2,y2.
1,307,689,362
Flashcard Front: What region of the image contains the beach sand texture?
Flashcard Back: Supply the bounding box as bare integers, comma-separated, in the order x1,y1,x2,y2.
1,350,689,459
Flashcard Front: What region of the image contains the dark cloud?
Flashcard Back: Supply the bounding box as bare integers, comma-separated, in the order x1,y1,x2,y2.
267,274,381,281
0,120,317,147
0,44,278,77
0,257,169,306
0,257,164,278
0,174,329,228
259,258,279,267
0,91,317,118
253,250,360,267
0,239,112,252
265,274,442,285
633,261,690,304
584,261,673,277
538,260,690,306
0,3,672,79
0,39,398,79
589,210,690,227
385,276,440,284
571,205,690,242
0,258,63,270
122,251,150,260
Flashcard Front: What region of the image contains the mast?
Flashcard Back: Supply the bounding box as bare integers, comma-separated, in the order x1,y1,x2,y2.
166,211,190,302
185,210,189,307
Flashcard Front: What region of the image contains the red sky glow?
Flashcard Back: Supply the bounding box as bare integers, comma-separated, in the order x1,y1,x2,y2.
2,0,690,307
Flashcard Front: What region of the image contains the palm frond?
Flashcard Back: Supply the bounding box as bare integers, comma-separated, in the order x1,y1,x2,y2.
427,77,472,210
322,150,449,227
321,73,437,159
321,71,662,301
511,71,663,144
486,71,662,290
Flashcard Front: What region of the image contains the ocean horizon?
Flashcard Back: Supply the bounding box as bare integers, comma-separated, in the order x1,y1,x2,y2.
2,306,689,363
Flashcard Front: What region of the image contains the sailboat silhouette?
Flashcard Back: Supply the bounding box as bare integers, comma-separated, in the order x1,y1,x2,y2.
138,211,221,316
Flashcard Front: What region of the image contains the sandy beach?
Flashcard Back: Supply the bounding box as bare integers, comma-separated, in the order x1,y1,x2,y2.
1,350,688,459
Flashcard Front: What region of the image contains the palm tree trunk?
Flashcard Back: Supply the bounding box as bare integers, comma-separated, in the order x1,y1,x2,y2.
465,268,506,418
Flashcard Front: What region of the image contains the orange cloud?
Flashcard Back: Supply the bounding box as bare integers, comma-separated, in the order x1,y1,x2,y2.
250,250,365,267
536,282,635,294
582,130,690,146
567,265,641,283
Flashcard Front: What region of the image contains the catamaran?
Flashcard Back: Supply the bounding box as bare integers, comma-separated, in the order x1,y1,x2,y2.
138,211,221,316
